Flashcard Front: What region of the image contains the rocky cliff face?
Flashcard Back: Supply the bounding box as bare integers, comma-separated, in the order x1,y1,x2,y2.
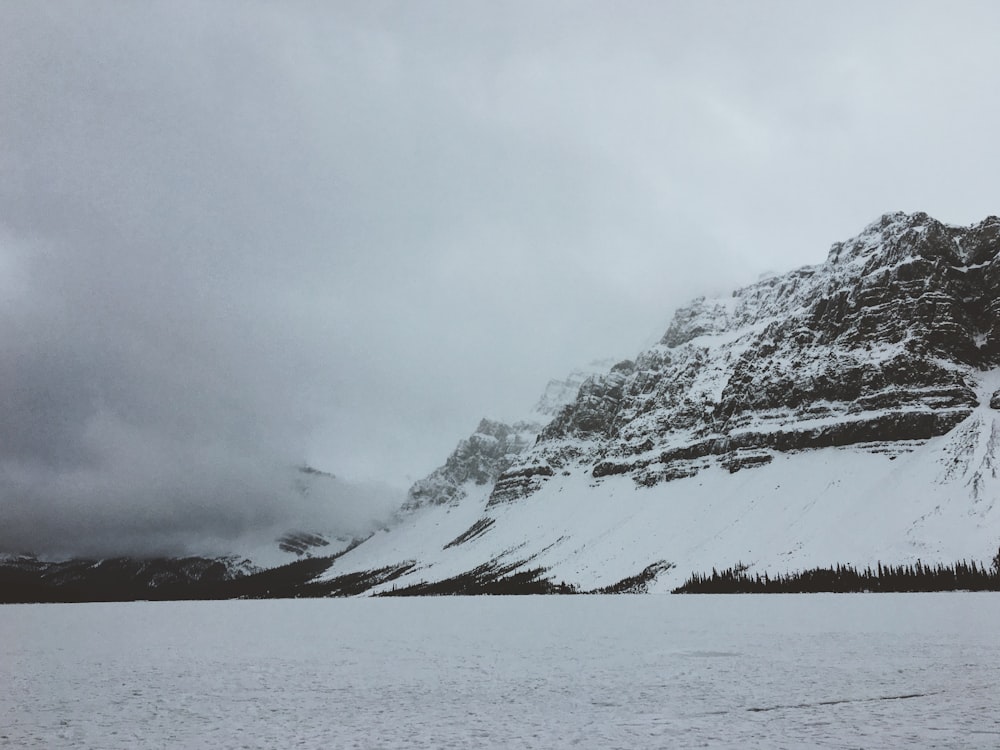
490,212,1000,504
401,363,614,511
403,419,541,510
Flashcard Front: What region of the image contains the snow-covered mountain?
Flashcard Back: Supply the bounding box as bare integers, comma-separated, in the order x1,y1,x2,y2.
311,211,1000,594
5,211,1000,601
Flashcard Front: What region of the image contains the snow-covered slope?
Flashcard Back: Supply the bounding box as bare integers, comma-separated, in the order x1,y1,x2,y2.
317,212,1000,593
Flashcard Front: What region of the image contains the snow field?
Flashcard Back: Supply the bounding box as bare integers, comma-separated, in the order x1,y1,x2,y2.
2,595,998,749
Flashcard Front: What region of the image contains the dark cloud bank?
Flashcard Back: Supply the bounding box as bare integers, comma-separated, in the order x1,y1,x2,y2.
2,2,999,557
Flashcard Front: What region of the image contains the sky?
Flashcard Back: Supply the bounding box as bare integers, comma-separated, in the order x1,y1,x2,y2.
2,1,1000,557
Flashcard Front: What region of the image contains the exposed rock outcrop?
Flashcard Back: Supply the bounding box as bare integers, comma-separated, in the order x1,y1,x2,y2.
403,362,614,510
403,419,541,510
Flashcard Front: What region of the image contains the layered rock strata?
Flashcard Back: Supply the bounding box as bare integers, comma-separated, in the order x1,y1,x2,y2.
490,212,1000,504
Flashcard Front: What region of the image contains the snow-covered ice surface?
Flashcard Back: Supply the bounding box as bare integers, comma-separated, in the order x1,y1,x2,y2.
3,595,999,749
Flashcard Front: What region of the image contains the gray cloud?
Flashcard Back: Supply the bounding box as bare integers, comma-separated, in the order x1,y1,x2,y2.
2,1,999,556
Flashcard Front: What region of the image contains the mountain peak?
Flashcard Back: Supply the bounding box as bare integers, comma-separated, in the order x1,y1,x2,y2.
494,212,1000,501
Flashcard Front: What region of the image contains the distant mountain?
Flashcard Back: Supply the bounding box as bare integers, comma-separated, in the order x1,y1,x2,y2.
223,465,392,569
0,465,383,602
0,553,256,603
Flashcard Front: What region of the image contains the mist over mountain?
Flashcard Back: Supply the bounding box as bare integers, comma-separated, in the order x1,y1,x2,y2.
4,3,1000,567
0,463,402,561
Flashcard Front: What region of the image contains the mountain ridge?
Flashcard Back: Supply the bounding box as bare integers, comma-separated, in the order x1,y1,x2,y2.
4,211,1000,600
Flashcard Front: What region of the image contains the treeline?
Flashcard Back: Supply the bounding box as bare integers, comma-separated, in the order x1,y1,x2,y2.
673,554,1000,594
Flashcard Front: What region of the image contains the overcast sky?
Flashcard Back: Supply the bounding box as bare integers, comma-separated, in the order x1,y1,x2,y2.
2,1,1000,557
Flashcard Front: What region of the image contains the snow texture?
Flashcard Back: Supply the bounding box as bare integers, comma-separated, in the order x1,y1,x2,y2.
2,595,998,749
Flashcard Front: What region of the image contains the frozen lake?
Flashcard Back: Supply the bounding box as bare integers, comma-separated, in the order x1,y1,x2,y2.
2,594,999,749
